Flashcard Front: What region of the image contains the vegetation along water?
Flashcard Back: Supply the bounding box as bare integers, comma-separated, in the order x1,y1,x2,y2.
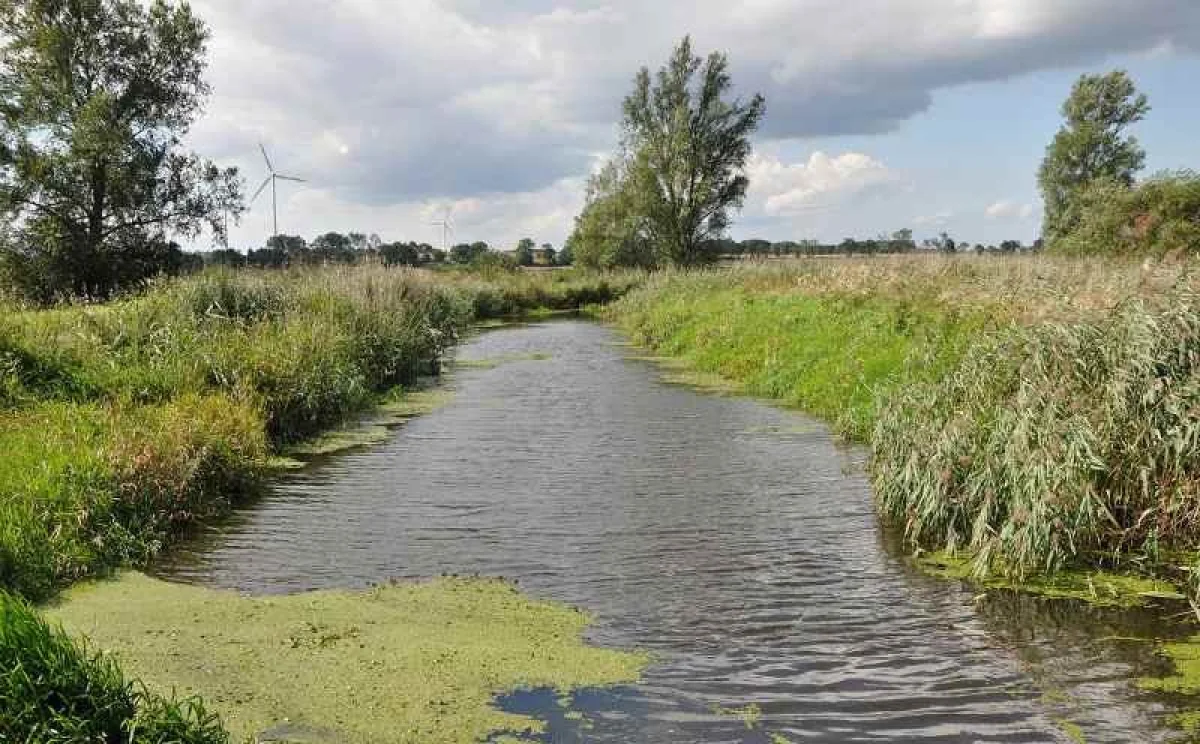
3,0,1200,741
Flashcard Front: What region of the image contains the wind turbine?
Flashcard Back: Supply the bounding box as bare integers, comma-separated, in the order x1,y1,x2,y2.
430,207,454,253
250,143,306,237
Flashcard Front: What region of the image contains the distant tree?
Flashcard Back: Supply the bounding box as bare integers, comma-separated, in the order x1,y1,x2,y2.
311,232,355,264
1038,70,1149,246
380,242,420,267
514,238,535,267
265,234,307,264
0,0,241,303
999,239,1022,253
538,243,557,266
207,248,246,267
556,241,574,266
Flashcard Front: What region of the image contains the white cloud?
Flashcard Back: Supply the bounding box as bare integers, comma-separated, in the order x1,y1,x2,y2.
985,200,1035,219
914,212,955,227
749,152,899,216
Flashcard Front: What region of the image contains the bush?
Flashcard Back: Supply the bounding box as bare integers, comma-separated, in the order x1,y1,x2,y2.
1052,171,1200,257
0,591,228,743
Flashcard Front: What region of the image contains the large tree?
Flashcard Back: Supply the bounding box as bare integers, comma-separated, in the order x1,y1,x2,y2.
622,37,765,266
570,37,764,268
0,0,241,302
1038,70,1149,245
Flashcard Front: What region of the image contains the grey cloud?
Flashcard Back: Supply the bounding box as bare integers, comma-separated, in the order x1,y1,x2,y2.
190,0,1200,207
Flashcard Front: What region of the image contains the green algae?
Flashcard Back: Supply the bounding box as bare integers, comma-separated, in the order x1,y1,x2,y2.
625,354,745,396
285,386,457,458
915,551,1182,609
453,352,553,370
46,573,647,744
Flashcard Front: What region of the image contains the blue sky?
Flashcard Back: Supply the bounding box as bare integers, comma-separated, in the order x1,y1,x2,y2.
186,1,1200,250
765,51,1200,246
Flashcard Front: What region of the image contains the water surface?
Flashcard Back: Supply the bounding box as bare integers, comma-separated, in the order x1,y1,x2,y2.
157,321,1186,743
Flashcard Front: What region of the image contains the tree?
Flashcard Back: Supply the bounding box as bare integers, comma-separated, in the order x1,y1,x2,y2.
514,237,535,267
1038,71,1149,246
619,37,765,266
380,241,420,267
555,241,573,267
569,159,653,269
0,0,241,302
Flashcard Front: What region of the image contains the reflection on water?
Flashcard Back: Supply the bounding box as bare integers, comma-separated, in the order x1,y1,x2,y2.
156,321,1188,743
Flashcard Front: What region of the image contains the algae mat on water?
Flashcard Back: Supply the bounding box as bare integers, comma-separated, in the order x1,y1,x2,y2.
47,573,647,743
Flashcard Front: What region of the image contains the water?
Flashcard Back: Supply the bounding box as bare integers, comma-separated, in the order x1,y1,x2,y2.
156,320,1189,743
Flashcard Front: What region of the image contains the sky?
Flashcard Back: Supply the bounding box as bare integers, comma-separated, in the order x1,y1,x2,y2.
185,0,1200,252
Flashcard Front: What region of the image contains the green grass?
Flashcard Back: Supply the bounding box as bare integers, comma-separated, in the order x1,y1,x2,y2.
1,589,228,743
612,268,989,441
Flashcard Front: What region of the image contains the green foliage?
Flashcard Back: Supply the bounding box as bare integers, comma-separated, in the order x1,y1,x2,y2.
0,0,241,303
874,295,1200,578
1039,70,1149,245
569,36,764,268
0,590,228,743
1052,171,1200,258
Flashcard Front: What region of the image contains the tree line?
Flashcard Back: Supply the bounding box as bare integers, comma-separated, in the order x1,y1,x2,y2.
196,233,572,270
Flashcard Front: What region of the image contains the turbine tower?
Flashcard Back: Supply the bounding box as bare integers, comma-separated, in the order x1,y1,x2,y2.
250,143,306,237
430,207,454,253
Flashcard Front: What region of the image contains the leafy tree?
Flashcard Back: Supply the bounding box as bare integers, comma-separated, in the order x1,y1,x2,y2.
569,36,764,269
380,241,420,267
570,159,654,269
514,237,535,267
1038,71,1149,245
0,0,241,302
310,231,354,264
621,36,765,266
1053,171,1200,258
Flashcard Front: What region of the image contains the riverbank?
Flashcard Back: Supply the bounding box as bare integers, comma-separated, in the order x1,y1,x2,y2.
0,266,641,602
611,256,1200,584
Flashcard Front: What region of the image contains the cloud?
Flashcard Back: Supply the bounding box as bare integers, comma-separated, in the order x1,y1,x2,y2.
914,212,955,228
182,0,1200,248
748,152,899,216
985,200,1036,219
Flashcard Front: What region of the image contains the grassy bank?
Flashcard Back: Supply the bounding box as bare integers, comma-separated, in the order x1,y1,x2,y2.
1,590,228,743
0,266,641,601
611,256,1200,581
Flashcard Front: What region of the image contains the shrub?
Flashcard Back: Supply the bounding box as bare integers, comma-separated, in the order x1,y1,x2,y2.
1052,171,1200,257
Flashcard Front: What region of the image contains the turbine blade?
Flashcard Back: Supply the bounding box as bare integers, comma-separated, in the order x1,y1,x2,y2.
275,175,306,183
260,143,274,173
249,176,272,205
